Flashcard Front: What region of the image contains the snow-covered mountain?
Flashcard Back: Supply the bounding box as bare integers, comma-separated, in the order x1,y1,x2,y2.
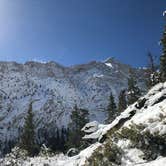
0,58,147,155
1,81,166,166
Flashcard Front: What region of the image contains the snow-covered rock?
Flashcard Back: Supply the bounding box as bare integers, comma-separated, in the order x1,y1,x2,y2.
80,82,166,165
81,121,99,134
67,148,79,157
82,82,166,142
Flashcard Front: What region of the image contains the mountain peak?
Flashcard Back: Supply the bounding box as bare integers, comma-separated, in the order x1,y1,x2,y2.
104,57,116,63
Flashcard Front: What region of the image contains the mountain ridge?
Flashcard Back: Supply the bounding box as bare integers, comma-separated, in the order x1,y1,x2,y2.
0,58,147,155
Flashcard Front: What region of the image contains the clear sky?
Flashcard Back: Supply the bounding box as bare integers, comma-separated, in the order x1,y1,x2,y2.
0,0,165,67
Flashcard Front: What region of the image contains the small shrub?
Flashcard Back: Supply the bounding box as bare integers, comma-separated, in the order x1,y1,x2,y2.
117,124,166,161
0,146,28,166
39,144,55,158
86,140,122,166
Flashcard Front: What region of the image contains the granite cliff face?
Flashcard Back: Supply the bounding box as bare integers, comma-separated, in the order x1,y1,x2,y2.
0,58,147,154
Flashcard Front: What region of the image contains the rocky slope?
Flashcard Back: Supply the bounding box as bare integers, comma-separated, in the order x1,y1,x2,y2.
1,81,166,166
81,82,166,166
0,58,147,155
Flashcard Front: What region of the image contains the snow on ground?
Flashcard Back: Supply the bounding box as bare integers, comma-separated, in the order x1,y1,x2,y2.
83,82,166,141
26,82,166,165
1,82,166,166
48,82,166,166
82,102,137,141
116,139,145,166
23,143,101,166
136,157,166,166
93,73,104,78
81,82,166,165
24,154,70,166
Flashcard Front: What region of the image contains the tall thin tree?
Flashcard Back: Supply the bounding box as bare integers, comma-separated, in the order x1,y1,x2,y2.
146,52,160,88
20,102,37,156
118,90,127,113
106,92,117,123
160,24,166,82
127,70,141,105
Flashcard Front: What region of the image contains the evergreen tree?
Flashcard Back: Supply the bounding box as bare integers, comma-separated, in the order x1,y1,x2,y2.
67,105,89,150
59,127,66,151
160,24,166,82
147,52,155,72
49,128,60,151
46,127,69,152
106,92,117,123
127,72,141,105
20,102,38,156
56,128,60,150
118,90,127,113
146,52,160,88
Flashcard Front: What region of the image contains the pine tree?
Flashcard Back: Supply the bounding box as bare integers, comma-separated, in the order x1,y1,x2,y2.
53,128,60,151
59,127,66,151
146,52,160,88
147,52,155,72
127,72,141,105
66,105,89,150
106,92,117,123
20,102,38,156
160,25,166,82
118,90,127,113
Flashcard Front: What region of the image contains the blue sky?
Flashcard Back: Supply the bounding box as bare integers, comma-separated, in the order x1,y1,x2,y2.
0,0,165,67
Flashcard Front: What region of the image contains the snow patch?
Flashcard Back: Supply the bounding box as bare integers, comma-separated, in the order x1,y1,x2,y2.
93,74,104,78
31,58,48,64
105,62,113,68
137,157,166,166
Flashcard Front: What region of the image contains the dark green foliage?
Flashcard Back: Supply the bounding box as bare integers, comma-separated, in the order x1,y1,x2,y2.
86,141,122,166
118,124,166,161
127,72,141,105
39,144,55,157
147,52,156,73
106,92,117,123
135,98,147,109
2,139,16,156
59,127,66,150
118,90,127,113
20,102,38,156
160,25,166,82
146,52,160,88
117,124,145,144
66,105,89,150
43,127,69,153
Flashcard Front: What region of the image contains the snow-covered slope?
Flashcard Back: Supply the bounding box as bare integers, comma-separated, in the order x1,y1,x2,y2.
1,82,166,165
81,82,166,166
83,82,166,142
0,58,147,155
